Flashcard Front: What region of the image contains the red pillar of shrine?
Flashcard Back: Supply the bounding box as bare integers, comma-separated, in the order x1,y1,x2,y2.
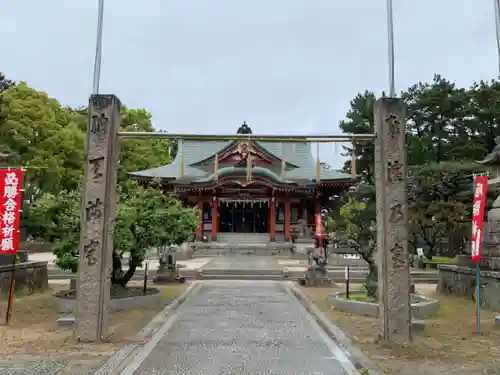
196,200,204,241
269,197,276,242
211,196,218,241
284,198,291,242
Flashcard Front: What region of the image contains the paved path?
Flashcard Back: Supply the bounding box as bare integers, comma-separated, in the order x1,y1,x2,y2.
121,281,356,375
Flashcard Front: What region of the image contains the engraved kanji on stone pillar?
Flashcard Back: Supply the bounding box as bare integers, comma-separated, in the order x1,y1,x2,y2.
374,98,412,344
75,95,120,342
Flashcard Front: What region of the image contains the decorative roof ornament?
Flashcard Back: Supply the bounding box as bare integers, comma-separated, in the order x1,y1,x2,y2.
236,121,252,134
478,136,500,165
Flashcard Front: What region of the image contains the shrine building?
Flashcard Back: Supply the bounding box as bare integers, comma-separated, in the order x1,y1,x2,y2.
129,123,357,243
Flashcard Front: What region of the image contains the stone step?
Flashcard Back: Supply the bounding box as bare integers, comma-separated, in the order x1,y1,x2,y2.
216,234,270,244
198,273,283,280
201,268,283,276
193,245,292,250
191,249,292,257
192,251,229,258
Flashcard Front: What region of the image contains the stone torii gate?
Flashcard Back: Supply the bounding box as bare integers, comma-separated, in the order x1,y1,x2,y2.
75,94,411,344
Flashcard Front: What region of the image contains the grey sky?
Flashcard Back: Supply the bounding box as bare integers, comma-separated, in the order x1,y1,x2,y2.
1,1,498,167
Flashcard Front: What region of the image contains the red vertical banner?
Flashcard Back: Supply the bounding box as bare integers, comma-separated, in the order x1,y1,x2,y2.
0,169,24,255
471,175,488,263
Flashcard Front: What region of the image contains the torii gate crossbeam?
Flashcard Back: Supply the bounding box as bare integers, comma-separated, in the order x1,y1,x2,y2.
116,132,375,143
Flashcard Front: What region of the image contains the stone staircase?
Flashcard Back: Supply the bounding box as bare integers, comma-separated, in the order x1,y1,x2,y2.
199,267,284,280
191,233,294,257
216,233,270,244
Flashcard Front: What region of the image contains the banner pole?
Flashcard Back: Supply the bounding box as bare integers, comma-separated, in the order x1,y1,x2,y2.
5,255,15,325
477,262,481,335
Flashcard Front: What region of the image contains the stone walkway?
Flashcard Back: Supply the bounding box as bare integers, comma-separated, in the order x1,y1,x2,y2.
120,281,357,375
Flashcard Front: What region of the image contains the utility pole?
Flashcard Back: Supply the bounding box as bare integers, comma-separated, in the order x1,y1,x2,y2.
386,0,396,97
494,0,500,77
92,0,105,94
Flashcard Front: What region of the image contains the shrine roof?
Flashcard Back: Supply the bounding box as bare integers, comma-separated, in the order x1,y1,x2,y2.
128,139,354,183
198,166,283,183
128,124,354,183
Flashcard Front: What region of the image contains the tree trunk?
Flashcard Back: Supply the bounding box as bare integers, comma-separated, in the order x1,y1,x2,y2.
365,262,378,298
120,257,140,286
112,253,141,287
111,251,124,286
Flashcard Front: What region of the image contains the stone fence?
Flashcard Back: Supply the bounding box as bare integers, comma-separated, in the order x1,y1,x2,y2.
0,261,48,294
438,264,500,311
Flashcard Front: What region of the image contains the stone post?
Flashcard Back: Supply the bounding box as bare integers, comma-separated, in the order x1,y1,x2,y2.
75,95,120,342
374,97,412,344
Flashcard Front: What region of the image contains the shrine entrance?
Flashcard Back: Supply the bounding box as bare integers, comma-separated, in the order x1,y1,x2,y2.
219,199,269,233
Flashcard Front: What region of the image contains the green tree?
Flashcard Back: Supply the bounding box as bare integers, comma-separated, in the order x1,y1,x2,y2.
0,82,177,200
119,108,170,180
339,75,499,178
24,189,81,272
111,183,197,286
407,162,493,257
0,82,85,195
27,183,197,287
467,79,500,155
339,91,376,184
0,72,14,92
403,75,470,164
0,81,180,241
326,187,378,296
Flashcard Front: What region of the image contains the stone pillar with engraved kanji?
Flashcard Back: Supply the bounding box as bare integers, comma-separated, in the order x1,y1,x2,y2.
374,97,412,344
75,95,120,342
